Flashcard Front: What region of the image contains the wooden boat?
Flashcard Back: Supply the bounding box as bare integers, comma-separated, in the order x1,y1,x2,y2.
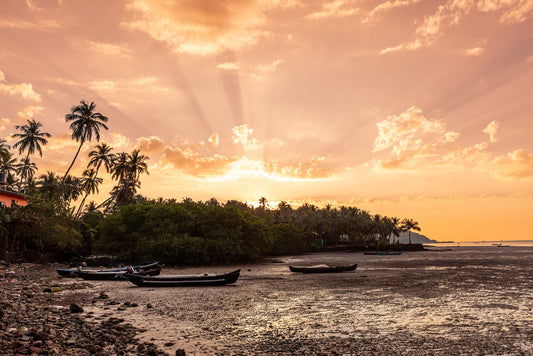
364,251,403,256
289,264,357,274
70,262,161,280
126,269,241,287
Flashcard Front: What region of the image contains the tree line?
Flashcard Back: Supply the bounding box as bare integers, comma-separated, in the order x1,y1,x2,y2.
0,101,420,264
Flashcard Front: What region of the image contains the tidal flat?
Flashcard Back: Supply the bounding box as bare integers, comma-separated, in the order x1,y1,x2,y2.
83,246,533,355
3,246,533,355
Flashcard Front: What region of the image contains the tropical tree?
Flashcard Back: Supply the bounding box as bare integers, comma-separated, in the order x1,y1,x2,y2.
0,152,18,189
0,138,10,160
88,142,114,176
16,157,37,192
12,120,51,160
128,149,149,181
75,168,103,217
402,218,421,244
62,101,109,183
36,172,61,200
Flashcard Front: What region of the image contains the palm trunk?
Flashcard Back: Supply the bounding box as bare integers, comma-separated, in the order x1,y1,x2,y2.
61,140,84,184
75,192,89,218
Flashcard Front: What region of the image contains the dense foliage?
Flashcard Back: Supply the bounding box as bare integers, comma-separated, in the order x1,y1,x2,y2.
0,100,421,264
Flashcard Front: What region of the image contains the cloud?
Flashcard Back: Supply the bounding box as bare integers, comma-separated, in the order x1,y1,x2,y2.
487,149,533,180
232,124,259,148
263,157,333,179
12,106,44,125
88,76,166,94
0,71,42,102
381,0,533,54
482,120,501,143
86,40,133,59
124,0,288,56
208,133,219,147
363,0,421,23
25,0,43,11
307,0,359,19
160,144,240,176
373,106,458,152
218,62,240,71
136,136,166,153
0,19,60,31
371,107,460,170
466,47,485,56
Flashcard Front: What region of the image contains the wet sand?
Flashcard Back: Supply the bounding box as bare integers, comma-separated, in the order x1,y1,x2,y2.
68,246,533,355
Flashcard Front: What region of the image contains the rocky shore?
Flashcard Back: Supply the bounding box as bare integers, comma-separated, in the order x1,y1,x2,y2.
0,263,177,356
2,246,533,355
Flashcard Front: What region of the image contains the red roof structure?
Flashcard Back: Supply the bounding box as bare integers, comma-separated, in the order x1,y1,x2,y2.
0,190,29,207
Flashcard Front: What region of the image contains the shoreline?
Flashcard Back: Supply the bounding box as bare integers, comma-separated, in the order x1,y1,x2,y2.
2,245,533,355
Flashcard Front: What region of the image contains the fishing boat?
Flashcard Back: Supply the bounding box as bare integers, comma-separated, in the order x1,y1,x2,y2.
364,251,404,256
126,269,241,287
289,264,357,274
59,261,160,280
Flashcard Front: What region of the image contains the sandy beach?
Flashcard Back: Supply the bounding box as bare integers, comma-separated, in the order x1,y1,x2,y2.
2,246,533,355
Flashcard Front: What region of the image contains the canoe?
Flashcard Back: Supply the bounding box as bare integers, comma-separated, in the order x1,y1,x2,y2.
126,269,241,287
73,262,161,280
57,261,160,278
289,264,357,274
364,251,403,256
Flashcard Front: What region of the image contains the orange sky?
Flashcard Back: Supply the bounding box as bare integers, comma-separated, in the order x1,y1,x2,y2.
1,0,532,242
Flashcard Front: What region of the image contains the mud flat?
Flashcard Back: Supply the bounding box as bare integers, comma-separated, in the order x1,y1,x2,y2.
3,246,533,355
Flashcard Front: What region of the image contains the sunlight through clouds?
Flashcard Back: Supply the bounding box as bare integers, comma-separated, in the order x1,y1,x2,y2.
0,70,42,102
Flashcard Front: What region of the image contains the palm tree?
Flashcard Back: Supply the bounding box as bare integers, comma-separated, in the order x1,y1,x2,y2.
0,152,18,189
88,142,114,176
12,120,51,161
0,139,10,160
402,218,421,244
128,149,149,181
16,157,37,192
63,101,109,183
110,152,130,182
37,172,60,200
75,168,103,217
60,175,83,207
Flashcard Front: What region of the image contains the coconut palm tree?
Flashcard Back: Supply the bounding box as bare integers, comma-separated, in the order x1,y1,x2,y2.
16,157,37,192
110,152,130,182
128,149,149,181
75,168,103,217
402,218,421,244
0,152,17,189
88,142,114,176
62,101,109,183
12,120,51,161
37,172,61,200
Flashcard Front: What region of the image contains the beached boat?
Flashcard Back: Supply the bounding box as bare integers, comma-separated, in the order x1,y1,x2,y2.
364,251,404,256
57,262,161,280
289,264,357,273
126,269,241,287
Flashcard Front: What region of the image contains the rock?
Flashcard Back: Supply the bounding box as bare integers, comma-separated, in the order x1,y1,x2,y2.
146,303,153,309
69,303,84,313
164,341,175,347
175,349,186,356
89,344,102,354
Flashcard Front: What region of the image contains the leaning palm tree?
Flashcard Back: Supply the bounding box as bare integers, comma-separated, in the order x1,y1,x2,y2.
62,101,109,183
12,119,51,161
75,168,103,217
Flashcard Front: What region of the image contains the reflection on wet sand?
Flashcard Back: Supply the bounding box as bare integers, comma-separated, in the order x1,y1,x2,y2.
82,246,533,355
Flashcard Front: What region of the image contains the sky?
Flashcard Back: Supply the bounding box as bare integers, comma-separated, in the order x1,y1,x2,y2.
0,0,532,242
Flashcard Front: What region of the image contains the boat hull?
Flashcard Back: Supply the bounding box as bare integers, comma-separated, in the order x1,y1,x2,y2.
289,264,357,274
127,269,240,287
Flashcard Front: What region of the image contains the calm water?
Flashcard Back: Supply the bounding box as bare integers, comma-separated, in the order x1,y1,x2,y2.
427,239,533,247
